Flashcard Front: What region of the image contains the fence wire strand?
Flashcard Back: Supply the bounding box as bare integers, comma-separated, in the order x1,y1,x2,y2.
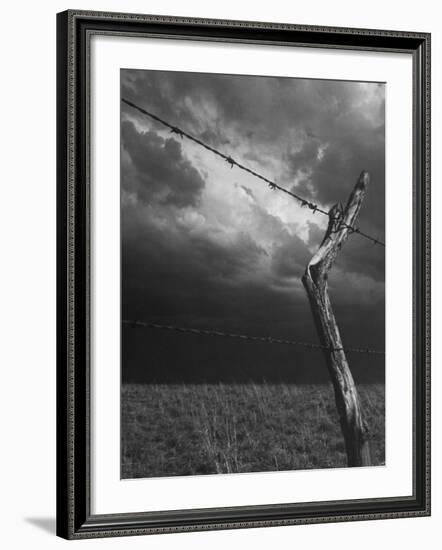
123,320,385,356
122,97,385,248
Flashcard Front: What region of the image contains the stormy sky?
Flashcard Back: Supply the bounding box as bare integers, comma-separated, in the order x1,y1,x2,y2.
121,69,385,384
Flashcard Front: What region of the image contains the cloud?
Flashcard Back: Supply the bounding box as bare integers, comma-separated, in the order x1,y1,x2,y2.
122,70,385,234
271,233,311,279
122,203,293,333
122,119,206,208
120,70,385,382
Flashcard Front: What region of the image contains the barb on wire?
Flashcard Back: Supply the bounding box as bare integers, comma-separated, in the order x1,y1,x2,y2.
123,320,385,356
121,98,385,248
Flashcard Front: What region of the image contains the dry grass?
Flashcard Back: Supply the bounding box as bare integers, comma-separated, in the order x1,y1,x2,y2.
121,382,385,479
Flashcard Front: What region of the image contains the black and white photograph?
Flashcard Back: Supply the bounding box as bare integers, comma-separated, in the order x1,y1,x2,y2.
120,69,386,479
0,1,436,546
51,6,431,542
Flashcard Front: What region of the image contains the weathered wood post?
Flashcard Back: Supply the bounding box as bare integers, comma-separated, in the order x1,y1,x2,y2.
302,170,371,467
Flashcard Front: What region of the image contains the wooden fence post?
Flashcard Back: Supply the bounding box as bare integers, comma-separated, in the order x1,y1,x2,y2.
302,170,371,467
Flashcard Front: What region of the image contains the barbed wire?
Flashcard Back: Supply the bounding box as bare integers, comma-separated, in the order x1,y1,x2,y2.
123,320,385,356
122,98,385,248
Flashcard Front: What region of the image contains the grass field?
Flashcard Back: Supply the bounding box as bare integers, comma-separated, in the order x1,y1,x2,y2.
121,382,385,479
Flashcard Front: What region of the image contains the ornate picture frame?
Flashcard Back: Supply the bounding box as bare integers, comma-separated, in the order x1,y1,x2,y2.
56,10,430,539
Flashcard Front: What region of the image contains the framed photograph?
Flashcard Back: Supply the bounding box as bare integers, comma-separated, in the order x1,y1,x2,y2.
56,10,430,539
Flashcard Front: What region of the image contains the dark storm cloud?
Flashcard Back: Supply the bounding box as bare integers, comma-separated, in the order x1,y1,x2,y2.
121,70,385,383
122,202,384,383
271,233,311,280
334,233,385,282
290,124,385,226
122,70,385,237
122,204,295,333
122,119,205,208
